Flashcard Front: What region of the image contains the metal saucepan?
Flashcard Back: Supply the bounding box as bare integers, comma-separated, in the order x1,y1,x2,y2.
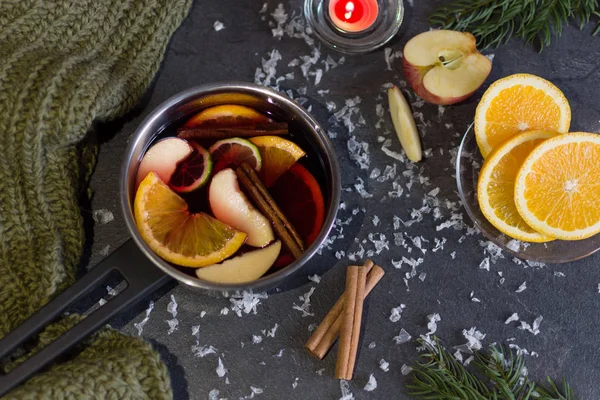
0,82,341,395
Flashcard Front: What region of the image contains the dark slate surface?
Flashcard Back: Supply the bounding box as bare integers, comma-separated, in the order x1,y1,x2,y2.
86,1,600,399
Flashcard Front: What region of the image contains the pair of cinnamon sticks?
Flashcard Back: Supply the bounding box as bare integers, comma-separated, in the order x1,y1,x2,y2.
235,162,304,259
305,260,385,380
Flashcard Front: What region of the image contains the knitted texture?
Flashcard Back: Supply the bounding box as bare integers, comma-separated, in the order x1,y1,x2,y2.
0,0,191,398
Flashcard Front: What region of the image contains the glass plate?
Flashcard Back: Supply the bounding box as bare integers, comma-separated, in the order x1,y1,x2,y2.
456,123,600,263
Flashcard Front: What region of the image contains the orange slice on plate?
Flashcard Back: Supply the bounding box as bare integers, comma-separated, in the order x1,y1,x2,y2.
134,172,247,267
474,73,571,158
514,132,600,240
249,136,306,187
477,130,557,242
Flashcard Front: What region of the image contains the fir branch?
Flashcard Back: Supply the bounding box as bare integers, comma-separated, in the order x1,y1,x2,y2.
407,336,578,400
428,0,600,52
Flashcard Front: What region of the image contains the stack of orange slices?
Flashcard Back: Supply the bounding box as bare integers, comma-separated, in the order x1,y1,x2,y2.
475,73,600,242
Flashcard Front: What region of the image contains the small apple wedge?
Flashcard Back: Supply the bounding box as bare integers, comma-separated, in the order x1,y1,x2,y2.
135,137,193,189
195,241,281,284
388,85,422,162
402,30,492,105
209,168,275,247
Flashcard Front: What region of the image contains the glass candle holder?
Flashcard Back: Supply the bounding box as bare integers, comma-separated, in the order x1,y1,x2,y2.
304,0,404,54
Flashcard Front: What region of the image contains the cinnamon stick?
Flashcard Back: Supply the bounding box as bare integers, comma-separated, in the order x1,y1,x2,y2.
240,162,305,251
235,163,304,259
335,266,367,380
307,264,385,360
177,123,288,140
305,260,374,356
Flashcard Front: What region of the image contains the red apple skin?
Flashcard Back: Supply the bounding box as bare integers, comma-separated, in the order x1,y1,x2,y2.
402,56,481,106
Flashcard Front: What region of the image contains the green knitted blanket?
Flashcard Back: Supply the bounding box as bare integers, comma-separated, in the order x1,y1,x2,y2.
0,0,191,397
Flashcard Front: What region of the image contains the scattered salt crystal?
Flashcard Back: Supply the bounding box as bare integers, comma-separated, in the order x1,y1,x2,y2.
426,313,441,335
292,377,299,389
251,387,263,394
470,292,481,303
252,335,263,344
479,257,490,271
347,136,370,169
259,3,267,13
208,389,222,400
419,272,427,282
462,327,486,351
499,277,505,284
134,301,154,336
220,307,229,315
372,215,380,226
486,54,495,62
381,139,405,161
274,349,284,357
229,291,268,316
598,283,600,293
166,295,179,334
308,274,321,284
254,49,282,87
379,359,389,372
364,374,377,391
99,244,110,256
505,313,520,324
354,177,373,198
464,356,474,365
192,344,217,358
516,281,527,293
92,209,114,224
200,311,206,318
216,357,227,377
506,239,521,252
326,101,337,111
554,271,566,277
318,89,330,96
432,238,446,252
293,287,316,317
394,328,412,344
401,364,413,376
213,21,225,31
389,305,406,322
383,47,402,71
339,379,355,400
316,368,325,375
451,251,456,259
368,341,376,349
454,350,463,362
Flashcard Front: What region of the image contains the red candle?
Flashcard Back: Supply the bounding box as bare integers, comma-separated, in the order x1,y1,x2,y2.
328,0,379,33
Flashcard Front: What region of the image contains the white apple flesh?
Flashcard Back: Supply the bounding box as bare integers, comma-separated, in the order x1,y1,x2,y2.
195,241,281,284
209,168,275,247
388,86,422,162
402,30,492,105
135,137,193,189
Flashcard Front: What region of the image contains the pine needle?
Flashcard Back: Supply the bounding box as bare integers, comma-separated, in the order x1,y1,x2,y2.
407,336,578,400
428,0,600,52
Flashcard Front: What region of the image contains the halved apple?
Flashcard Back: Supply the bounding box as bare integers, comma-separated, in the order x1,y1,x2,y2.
209,168,274,247
135,137,193,189
402,30,492,105
195,241,281,283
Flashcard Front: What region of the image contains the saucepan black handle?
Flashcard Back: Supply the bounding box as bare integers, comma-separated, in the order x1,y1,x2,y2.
0,239,171,397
